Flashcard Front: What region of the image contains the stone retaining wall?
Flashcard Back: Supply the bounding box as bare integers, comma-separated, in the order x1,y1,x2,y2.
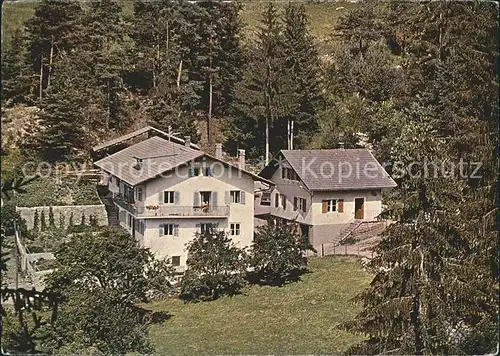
17,205,108,230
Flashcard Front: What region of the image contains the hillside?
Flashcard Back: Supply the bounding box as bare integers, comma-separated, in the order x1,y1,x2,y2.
1,1,354,54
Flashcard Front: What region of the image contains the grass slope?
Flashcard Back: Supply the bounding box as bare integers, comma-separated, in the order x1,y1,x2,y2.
145,256,371,355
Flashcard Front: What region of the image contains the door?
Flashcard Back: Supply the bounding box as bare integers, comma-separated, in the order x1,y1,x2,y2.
354,198,364,219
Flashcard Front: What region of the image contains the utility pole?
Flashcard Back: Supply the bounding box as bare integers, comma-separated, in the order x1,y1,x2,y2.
290,120,294,150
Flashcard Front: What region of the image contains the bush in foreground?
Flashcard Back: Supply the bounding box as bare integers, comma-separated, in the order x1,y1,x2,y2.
180,228,247,301
248,221,315,286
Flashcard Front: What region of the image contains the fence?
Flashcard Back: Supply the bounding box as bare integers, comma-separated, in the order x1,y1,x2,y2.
14,229,54,290
307,242,376,260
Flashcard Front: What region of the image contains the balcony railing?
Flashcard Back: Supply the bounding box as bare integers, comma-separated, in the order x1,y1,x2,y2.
137,205,230,218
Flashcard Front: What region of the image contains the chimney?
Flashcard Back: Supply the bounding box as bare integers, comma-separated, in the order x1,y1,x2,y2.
238,149,246,170
184,136,191,148
215,143,223,160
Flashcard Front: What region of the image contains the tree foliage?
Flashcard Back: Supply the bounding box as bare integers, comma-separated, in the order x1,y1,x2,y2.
180,228,246,301
248,221,314,286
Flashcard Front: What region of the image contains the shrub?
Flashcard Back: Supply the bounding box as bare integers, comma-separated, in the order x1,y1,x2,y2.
48,207,55,228
40,210,47,231
248,221,315,286
180,228,247,301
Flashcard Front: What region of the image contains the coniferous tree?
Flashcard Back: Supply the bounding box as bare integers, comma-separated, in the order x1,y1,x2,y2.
82,0,131,133
48,206,55,228
34,55,90,162
33,210,40,232
1,29,33,105
231,3,297,161
281,3,323,149
24,0,83,103
40,210,47,231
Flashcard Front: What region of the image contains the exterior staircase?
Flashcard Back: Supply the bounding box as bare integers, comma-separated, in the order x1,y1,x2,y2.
334,220,363,245
97,186,119,227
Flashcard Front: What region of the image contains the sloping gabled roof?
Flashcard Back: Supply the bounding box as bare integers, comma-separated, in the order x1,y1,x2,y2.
259,149,397,191
92,126,200,152
94,136,274,186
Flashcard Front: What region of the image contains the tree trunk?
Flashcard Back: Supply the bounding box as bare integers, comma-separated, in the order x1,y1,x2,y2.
176,59,183,89
106,79,110,130
47,36,54,89
39,53,44,103
208,68,213,144
265,58,272,165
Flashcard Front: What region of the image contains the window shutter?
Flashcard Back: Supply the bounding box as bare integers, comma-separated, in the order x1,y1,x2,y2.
303,200,307,213
294,197,298,211
174,191,180,205
212,191,218,206
159,224,164,236
225,191,230,204
322,201,328,213
241,191,246,205
159,192,163,204
193,192,200,206
338,199,344,213
174,225,179,237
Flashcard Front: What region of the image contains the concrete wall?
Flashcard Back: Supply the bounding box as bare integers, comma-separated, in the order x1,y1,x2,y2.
17,205,108,230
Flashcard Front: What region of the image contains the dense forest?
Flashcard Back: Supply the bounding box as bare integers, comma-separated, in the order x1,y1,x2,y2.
1,0,498,354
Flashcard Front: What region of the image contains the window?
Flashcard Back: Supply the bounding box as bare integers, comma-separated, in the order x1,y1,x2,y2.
200,223,214,234
230,190,241,203
163,224,175,236
116,177,120,186
109,176,113,183
280,194,287,210
327,199,337,212
188,167,201,177
260,192,271,206
171,256,181,267
136,187,143,202
230,223,241,236
294,197,307,213
282,167,298,181
135,220,145,234
127,214,133,228
204,167,212,176
200,191,211,205
322,198,344,213
275,193,279,208
164,191,175,204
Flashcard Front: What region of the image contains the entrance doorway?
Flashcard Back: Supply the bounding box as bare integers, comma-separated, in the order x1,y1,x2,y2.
354,198,364,219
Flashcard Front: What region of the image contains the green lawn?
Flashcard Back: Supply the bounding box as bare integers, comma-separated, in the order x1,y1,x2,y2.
145,256,371,355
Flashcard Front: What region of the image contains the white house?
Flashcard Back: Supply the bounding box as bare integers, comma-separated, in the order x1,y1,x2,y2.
94,135,272,269
255,149,397,249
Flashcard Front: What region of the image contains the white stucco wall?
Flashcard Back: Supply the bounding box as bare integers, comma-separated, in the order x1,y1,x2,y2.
311,189,382,225
261,161,313,225
113,159,255,266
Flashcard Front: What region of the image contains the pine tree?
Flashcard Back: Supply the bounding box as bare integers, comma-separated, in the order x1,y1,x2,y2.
33,210,40,232
281,3,323,149
40,210,47,231
48,206,55,228
1,29,34,105
35,55,89,163
25,0,84,103
231,3,297,161
82,0,131,132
